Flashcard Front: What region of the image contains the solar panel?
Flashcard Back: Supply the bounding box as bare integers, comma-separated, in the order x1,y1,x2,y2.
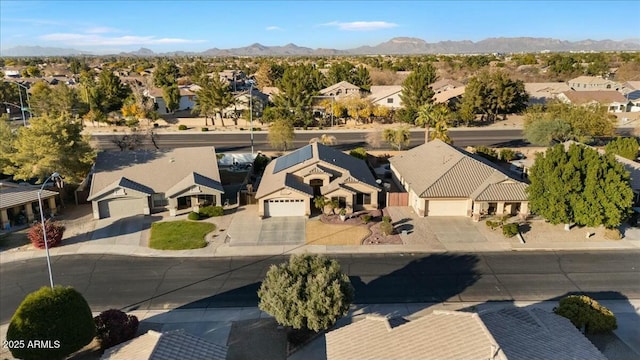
273,145,313,173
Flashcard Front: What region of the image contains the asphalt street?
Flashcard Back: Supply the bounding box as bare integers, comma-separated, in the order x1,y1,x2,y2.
91,127,636,152
2,251,639,324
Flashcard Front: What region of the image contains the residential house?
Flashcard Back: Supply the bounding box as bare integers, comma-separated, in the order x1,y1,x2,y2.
368,85,403,109
524,82,571,104
101,330,227,360
0,182,59,230
389,139,529,219
260,86,280,103
320,81,363,100
222,87,269,118
567,76,621,91
144,86,197,114
3,69,20,78
87,147,224,219
622,81,640,111
255,143,380,217
326,308,606,360
219,69,247,91
430,79,464,94
433,86,466,106
556,90,629,112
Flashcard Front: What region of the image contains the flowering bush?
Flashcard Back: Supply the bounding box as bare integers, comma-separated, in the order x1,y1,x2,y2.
27,221,65,249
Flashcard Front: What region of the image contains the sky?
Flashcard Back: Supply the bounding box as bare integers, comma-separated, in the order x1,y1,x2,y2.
1,0,639,54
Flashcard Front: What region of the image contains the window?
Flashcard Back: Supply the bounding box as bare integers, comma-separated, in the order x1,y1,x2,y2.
387,98,394,104
331,196,347,208
356,193,371,205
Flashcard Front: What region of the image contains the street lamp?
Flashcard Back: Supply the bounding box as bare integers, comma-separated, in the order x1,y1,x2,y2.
3,81,31,126
37,172,64,289
249,82,255,155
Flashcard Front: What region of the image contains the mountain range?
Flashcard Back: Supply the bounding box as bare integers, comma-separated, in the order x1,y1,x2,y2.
2,37,640,57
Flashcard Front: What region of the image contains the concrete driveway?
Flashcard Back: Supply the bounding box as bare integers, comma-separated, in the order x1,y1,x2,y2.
227,205,305,246
426,217,488,244
90,215,151,246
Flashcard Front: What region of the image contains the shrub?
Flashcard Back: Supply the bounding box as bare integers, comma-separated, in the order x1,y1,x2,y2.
382,215,392,223
604,228,622,240
485,220,498,230
252,127,262,131
187,212,200,220
7,286,95,360
239,127,245,130
94,309,139,349
502,223,519,238
339,208,347,216
475,146,497,160
178,124,188,130
499,148,517,161
554,295,617,334
361,214,372,224
258,254,353,332
27,220,65,249
125,118,139,128
201,127,209,132
380,220,394,235
349,147,368,160
200,205,224,218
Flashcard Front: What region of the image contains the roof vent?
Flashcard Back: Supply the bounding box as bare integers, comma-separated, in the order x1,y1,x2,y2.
169,158,175,163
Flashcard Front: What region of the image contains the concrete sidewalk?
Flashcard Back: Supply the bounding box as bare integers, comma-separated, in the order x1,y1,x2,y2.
1,300,638,360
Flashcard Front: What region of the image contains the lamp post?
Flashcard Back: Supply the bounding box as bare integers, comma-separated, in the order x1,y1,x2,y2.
37,172,63,289
4,81,31,126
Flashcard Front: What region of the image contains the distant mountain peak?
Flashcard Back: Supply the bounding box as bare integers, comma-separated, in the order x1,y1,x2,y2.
389,37,426,44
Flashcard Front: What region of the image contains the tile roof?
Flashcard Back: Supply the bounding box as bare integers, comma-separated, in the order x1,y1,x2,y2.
0,187,58,210
100,330,228,360
389,140,527,200
433,86,465,103
320,81,361,95
89,147,222,199
88,177,155,201
559,90,627,104
474,182,529,201
431,79,465,92
326,311,505,360
480,308,607,360
256,143,379,199
368,85,403,103
568,76,618,86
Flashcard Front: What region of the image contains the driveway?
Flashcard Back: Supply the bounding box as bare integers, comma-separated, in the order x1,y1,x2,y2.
90,215,151,246
227,205,305,246
426,217,488,244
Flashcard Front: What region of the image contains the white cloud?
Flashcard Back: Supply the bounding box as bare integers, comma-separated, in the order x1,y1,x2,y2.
322,21,398,31
266,26,282,31
39,33,206,46
85,26,121,34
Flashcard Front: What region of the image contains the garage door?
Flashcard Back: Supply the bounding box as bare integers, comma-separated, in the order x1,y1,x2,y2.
98,198,144,219
264,199,306,217
427,199,468,216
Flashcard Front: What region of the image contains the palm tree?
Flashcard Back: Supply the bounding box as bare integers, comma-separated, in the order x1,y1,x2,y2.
383,127,411,151
313,196,327,214
309,133,337,145
431,120,453,144
416,103,450,143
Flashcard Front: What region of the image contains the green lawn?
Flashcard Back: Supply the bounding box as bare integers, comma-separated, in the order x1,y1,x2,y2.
149,221,216,250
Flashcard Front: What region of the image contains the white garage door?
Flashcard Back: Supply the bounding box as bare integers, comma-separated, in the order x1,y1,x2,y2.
264,199,306,217
427,199,468,216
98,198,143,219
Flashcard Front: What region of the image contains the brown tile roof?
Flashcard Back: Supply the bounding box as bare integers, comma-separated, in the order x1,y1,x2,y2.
320,81,361,95
480,308,607,360
89,147,223,199
560,90,627,104
100,330,227,360
256,143,379,199
146,86,196,98
326,311,505,360
0,187,58,210
389,140,527,200
433,86,466,103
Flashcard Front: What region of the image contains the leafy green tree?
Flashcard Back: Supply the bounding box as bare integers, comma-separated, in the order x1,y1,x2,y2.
153,60,180,88
326,61,355,85
21,65,41,78
0,81,20,114
96,70,131,113
555,295,617,334
399,63,437,112
273,64,325,121
461,70,528,123
383,127,411,150
258,254,354,332
523,102,616,146
527,143,633,228
7,114,95,183
349,147,368,160
7,286,95,360
351,65,372,91
0,115,16,174
268,119,294,151
193,77,234,126
163,84,181,114
605,137,639,160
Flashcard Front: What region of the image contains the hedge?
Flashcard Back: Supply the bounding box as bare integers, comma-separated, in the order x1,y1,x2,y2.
94,309,139,349
199,205,224,218
7,286,95,360
187,212,200,220
554,295,617,334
